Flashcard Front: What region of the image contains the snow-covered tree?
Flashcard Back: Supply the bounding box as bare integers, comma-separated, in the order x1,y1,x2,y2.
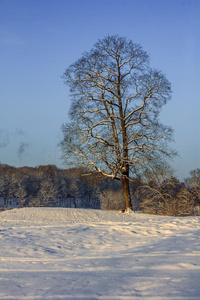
61,35,175,211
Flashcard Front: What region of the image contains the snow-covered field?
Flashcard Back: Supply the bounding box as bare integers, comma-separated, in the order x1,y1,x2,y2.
0,208,200,300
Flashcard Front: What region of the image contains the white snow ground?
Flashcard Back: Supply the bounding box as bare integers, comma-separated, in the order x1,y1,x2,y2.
0,208,200,300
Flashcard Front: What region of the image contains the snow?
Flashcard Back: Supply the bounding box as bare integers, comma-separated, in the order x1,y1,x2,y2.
0,208,200,300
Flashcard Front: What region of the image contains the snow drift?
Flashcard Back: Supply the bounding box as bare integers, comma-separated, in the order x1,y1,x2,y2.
0,208,200,299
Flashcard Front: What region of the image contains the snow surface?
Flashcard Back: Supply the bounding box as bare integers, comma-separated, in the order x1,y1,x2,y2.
0,207,200,300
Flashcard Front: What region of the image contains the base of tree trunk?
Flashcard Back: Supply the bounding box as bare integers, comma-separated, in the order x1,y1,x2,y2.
125,207,134,213
119,208,134,213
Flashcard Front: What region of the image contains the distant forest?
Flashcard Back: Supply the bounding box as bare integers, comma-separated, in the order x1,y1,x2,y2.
0,164,123,210
0,164,200,216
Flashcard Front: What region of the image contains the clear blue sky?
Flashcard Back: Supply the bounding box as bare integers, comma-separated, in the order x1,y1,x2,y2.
0,0,200,180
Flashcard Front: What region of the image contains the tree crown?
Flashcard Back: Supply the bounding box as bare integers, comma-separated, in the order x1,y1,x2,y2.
61,35,174,180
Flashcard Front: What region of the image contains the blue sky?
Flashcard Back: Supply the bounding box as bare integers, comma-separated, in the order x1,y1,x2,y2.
0,0,200,180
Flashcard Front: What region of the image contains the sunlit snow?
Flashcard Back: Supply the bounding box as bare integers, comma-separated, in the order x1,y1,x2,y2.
0,208,200,299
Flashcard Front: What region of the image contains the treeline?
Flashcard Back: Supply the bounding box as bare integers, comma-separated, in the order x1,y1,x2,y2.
135,165,200,216
0,164,103,208
0,163,200,216
0,164,126,209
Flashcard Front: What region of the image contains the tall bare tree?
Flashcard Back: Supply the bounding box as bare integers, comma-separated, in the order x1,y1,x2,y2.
61,35,174,211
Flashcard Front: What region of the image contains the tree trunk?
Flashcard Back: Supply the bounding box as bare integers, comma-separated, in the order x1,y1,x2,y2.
121,175,133,211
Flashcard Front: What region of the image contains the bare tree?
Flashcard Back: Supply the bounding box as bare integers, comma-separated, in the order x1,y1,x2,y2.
185,169,200,205
139,162,174,214
100,189,124,211
140,163,194,216
61,35,174,211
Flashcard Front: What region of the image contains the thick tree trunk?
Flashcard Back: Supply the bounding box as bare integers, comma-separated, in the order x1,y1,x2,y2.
121,175,133,211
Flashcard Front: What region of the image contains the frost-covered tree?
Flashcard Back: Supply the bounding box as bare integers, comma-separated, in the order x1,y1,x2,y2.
185,169,200,205
61,35,175,211
100,189,124,211
139,163,195,216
